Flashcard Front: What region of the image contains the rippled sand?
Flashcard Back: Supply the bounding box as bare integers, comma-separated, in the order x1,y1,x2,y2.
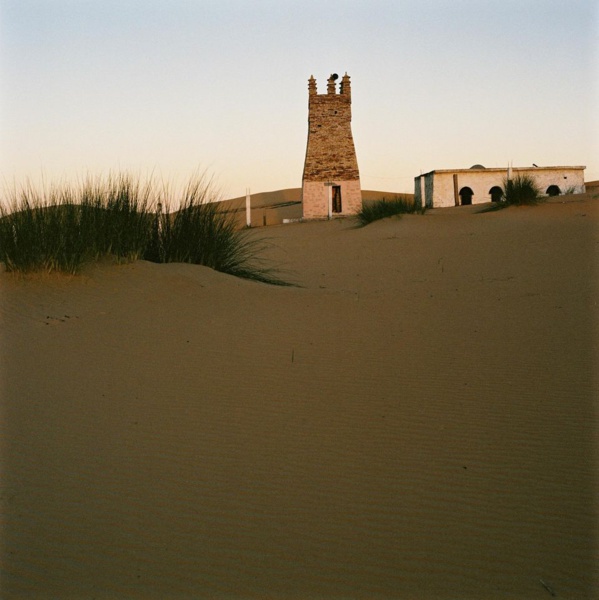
1,196,597,598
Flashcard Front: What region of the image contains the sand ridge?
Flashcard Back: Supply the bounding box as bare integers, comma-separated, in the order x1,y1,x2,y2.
1,196,598,598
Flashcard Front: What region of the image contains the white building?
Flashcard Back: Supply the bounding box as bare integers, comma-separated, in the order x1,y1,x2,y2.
414,165,586,208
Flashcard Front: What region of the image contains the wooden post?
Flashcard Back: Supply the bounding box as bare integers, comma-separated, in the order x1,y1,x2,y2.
453,173,460,206
245,188,251,227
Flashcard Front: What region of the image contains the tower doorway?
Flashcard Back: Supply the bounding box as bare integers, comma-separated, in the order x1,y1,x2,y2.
332,185,342,213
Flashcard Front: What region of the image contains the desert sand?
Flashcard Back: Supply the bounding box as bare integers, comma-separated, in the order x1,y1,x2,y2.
1,195,597,599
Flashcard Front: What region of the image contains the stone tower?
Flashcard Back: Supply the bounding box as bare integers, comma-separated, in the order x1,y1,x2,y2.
301,72,362,219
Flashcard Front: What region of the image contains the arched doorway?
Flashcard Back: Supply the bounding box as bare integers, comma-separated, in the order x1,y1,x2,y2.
459,187,474,205
546,185,560,197
489,186,504,203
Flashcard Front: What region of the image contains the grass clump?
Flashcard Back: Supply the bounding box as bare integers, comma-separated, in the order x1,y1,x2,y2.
84,174,155,263
503,174,541,206
478,174,542,213
0,184,92,273
0,174,290,285
0,175,155,274
146,177,291,286
356,195,425,226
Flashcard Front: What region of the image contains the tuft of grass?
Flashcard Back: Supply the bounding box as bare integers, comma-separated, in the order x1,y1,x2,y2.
0,183,91,273
146,176,292,285
0,173,291,284
0,175,156,274
503,174,541,206
356,195,425,226
89,174,155,263
478,174,542,213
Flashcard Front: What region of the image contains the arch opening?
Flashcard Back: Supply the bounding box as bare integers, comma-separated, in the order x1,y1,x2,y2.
459,186,474,206
489,186,504,203
546,185,561,197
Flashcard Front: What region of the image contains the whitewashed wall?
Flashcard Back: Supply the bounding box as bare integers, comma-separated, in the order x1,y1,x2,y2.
414,167,585,208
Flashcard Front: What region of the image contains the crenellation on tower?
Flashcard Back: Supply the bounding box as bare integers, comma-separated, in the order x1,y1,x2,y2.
301,72,362,219
339,72,351,97
326,73,337,94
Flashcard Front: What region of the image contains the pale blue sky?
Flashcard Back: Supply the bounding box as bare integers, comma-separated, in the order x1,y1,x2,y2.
1,0,597,198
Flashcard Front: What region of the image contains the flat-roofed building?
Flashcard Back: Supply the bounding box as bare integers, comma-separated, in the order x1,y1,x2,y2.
414,165,586,208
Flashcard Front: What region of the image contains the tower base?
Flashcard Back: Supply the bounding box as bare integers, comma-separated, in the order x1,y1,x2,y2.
302,180,362,220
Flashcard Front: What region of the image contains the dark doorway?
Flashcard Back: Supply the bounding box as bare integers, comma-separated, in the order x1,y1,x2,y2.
459,186,474,205
332,185,342,213
546,185,561,197
489,186,503,202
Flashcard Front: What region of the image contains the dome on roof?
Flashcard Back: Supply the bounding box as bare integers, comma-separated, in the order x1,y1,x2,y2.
470,164,486,169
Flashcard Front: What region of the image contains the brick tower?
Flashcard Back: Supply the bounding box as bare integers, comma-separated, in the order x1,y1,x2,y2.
301,72,362,219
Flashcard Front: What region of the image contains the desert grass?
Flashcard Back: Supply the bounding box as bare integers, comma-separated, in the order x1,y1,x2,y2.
146,177,292,286
356,195,425,226
504,174,541,205
478,174,542,213
0,174,290,284
0,176,155,274
0,183,93,274
83,174,155,263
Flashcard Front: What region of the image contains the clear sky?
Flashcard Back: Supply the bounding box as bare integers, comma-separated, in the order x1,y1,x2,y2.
1,0,598,199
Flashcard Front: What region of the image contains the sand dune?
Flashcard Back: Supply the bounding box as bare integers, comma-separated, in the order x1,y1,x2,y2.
1,195,597,598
